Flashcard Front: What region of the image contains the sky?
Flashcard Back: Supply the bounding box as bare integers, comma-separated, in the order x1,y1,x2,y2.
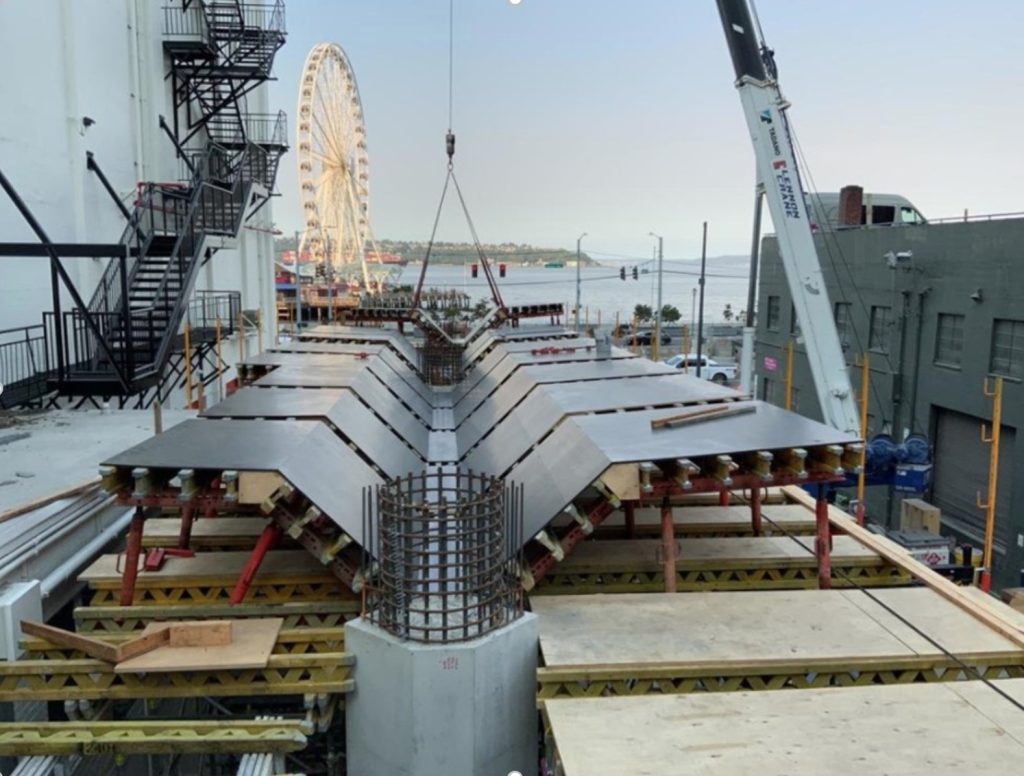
266,0,1023,260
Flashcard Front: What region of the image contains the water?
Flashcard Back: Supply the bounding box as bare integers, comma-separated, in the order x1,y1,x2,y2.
394,260,751,326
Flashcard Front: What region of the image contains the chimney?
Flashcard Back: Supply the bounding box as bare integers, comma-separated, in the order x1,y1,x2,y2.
838,185,864,227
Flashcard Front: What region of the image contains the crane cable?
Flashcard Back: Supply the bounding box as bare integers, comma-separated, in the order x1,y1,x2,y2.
411,0,505,312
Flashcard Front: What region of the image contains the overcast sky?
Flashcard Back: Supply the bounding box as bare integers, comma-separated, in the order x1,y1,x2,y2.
266,0,1023,260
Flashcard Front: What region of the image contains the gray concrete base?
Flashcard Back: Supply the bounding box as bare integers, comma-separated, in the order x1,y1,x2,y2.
345,612,538,776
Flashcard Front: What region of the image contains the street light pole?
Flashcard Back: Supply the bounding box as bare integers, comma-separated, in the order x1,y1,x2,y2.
575,232,587,333
649,232,663,361
696,221,709,378
294,230,303,335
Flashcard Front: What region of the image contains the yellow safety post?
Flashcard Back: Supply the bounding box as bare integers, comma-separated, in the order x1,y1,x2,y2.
856,353,870,526
215,317,224,400
785,339,795,411
630,315,639,354
183,322,193,409
977,376,1004,593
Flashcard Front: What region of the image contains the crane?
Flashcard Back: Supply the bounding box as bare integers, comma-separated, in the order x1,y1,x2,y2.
715,0,861,436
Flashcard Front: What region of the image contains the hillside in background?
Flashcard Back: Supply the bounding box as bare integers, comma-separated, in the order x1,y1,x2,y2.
274,236,594,265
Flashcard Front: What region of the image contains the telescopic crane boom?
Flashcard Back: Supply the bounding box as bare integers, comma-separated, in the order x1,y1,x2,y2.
715,0,861,435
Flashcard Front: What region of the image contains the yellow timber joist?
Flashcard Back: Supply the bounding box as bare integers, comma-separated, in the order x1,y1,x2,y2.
533,563,911,595
74,601,360,633
536,653,1024,700
0,653,354,701
0,720,310,757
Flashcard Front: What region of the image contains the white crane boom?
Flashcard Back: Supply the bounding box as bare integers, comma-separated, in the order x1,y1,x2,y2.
715,0,861,435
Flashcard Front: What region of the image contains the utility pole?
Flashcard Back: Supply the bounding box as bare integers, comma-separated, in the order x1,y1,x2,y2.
696,221,708,378
649,232,663,361
294,230,303,335
575,232,587,333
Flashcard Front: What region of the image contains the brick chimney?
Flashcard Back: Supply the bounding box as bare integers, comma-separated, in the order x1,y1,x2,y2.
838,185,864,227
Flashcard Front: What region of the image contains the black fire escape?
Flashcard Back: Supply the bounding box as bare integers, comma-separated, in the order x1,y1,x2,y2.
0,0,287,409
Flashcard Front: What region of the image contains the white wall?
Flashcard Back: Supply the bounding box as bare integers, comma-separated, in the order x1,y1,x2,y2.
0,0,278,353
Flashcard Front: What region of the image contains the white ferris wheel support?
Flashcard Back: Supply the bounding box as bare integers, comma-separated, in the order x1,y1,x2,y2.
296,42,372,288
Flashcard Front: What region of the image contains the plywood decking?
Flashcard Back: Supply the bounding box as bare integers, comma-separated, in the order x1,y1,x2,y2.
547,679,1024,776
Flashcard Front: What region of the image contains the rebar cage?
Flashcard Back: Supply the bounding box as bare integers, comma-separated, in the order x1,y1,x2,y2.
418,338,466,386
362,470,524,643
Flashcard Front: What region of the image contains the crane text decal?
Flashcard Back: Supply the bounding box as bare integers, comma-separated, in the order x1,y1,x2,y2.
772,161,801,220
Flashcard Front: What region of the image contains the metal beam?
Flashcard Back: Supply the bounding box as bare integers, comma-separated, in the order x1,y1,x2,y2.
0,244,141,258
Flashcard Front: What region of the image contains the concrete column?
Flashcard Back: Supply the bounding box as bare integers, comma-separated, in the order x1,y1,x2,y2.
345,613,538,776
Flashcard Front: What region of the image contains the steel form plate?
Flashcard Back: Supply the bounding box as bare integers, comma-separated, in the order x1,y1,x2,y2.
451,347,508,403
103,419,381,543
541,373,738,412
452,357,519,425
508,349,635,366
495,337,596,354
300,326,420,365
201,387,423,476
461,389,565,477
241,352,375,369
522,358,675,384
571,400,857,464
365,360,434,422
269,342,386,357
375,349,435,405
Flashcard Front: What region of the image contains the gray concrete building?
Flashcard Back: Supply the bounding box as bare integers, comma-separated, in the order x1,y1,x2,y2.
755,212,1024,588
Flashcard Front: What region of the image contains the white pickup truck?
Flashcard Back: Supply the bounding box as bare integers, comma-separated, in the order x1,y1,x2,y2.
663,354,739,385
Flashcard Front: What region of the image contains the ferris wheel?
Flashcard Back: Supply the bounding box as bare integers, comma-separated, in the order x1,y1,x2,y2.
296,43,372,285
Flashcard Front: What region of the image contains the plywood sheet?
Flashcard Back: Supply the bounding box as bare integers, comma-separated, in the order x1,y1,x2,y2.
533,588,1021,668
143,517,268,541
115,618,283,673
547,680,1024,776
554,535,878,572
80,550,328,584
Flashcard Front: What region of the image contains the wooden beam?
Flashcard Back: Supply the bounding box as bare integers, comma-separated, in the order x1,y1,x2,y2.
782,485,1024,649
21,621,120,663
651,404,755,430
0,479,101,524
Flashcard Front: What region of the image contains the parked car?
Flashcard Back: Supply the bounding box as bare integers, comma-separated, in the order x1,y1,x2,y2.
632,329,671,346
664,354,738,384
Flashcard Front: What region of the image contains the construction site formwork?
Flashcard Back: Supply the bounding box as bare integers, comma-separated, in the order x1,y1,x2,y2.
0,323,1018,775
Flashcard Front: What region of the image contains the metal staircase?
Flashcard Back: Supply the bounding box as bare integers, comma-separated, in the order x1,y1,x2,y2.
0,1,288,407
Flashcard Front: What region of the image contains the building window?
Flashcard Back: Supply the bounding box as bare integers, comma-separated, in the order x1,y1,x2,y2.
869,306,891,353
834,302,852,345
990,318,1024,380
789,303,801,337
934,313,965,368
766,296,781,331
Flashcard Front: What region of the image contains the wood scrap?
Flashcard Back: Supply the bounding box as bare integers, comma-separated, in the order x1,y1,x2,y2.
115,618,283,674
167,620,232,647
651,404,755,430
21,619,237,663
20,620,120,663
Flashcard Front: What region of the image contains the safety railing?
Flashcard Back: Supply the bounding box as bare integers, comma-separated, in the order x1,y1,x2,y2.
162,3,209,42
0,325,48,407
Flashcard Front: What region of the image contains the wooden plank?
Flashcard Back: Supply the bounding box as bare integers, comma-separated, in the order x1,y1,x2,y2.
783,485,1024,650
547,680,1024,776
599,464,639,502
79,550,328,584
0,479,101,523
650,404,754,430
167,621,232,647
116,626,170,661
114,618,283,673
20,621,120,663
531,589,1020,669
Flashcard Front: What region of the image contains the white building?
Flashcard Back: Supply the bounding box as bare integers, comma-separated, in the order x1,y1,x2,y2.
0,0,285,408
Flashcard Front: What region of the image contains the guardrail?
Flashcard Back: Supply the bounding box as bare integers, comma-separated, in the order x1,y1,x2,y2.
0,324,49,407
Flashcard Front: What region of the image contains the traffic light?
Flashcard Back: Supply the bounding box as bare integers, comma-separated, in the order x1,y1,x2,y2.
631,266,639,280
619,267,626,280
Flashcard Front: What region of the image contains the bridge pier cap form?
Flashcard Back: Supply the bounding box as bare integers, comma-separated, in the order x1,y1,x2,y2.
347,468,537,776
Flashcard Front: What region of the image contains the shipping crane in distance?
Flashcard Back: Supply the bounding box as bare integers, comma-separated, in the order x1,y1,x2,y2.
715,0,861,437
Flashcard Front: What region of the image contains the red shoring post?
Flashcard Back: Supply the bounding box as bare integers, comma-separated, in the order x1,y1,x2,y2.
718,489,731,507
177,505,195,550
661,498,677,593
750,486,763,537
624,501,636,539
229,523,283,605
120,507,145,606
815,485,832,590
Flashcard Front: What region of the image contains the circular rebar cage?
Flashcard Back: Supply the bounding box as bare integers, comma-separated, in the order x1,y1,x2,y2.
363,470,523,643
